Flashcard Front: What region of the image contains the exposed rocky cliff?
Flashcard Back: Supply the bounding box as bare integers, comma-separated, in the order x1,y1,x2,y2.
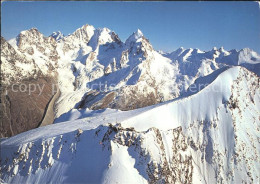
0,37,58,137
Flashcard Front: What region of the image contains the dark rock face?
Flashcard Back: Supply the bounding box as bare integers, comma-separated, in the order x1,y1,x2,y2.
0,78,55,137
76,86,158,111
0,37,58,138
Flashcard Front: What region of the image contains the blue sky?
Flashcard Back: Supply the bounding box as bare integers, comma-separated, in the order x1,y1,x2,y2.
2,1,260,52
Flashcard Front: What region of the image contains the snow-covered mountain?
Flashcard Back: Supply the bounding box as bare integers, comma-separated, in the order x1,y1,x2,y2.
1,23,260,183
3,24,260,119
1,66,259,183
54,25,259,117
0,36,58,138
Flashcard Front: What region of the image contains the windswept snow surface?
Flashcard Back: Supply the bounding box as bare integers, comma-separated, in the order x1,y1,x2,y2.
1,66,259,183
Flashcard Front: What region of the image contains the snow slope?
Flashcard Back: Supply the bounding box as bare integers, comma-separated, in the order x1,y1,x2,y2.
1,66,259,183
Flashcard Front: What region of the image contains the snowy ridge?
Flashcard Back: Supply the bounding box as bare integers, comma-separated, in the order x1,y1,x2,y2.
1,66,259,183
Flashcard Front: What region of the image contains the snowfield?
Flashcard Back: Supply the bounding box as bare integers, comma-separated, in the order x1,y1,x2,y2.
1,66,259,184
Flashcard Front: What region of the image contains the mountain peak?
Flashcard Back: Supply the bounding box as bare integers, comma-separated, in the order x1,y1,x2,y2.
20,28,40,35
17,28,44,43
50,31,64,41
52,31,62,34
212,47,218,51
79,24,95,30
68,24,95,42
135,29,143,37
99,27,111,33
133,29,144,40
125,29,144,45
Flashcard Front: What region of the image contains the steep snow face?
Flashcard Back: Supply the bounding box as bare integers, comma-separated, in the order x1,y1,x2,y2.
1,67,259,184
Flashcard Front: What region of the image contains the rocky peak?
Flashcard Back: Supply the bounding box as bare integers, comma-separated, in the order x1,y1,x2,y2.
1,36,31,65
96,28,113,43
133,29,143,39
1,37,40,85
212,47,218,51
110,31,122,44
17,28,44,48
16,28,59,62
60,24,96,54
192,48,204,54
87,28,122,51
217,46,230,57
125,29,153,57
50,31,64,41
69,24,95,43
125,29,144,45
238,48,260,65
20,28,41,36
219,46,225,52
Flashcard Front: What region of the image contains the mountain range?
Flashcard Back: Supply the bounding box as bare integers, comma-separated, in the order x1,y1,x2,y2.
0,24,259,183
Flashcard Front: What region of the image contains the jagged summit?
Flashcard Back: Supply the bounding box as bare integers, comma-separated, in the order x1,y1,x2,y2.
76,24,95,32
50,31,64,41
67,24,95,42
17,28,43,41
125,29,144,44
219,46,225,51
20,27,39,34
134,29,143,38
